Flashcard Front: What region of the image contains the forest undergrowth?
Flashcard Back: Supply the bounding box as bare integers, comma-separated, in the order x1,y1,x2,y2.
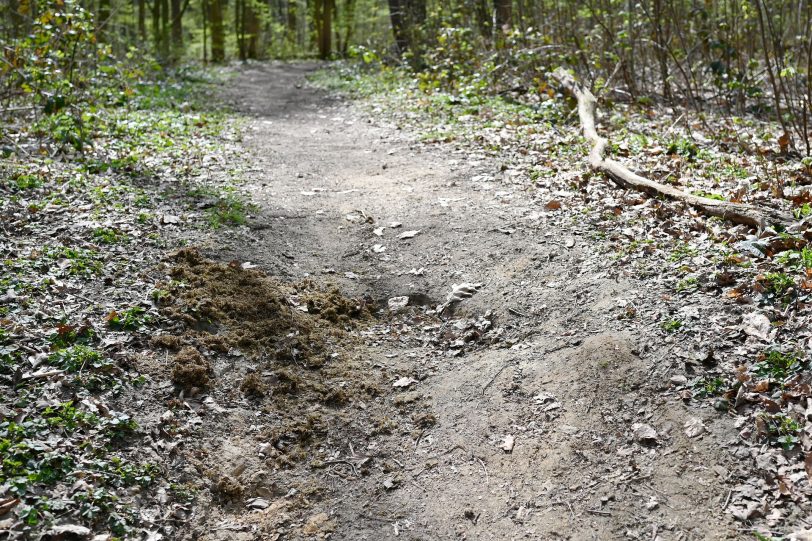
0,24,257,535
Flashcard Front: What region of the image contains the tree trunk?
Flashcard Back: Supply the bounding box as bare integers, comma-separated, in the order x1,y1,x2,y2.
202,0,208,62
387,0,425,56
474,0,491,41
235,0,245,60
138,0,147,40
160,0,170,59
152,0,161,53
244,2,261,59
97,0,111,41
209,0,225,62
494,0,511,39
171,0,184,58
287,0,298,44
652,0,670,99
315,0,332,59
387,0,408,54
341,0,355,55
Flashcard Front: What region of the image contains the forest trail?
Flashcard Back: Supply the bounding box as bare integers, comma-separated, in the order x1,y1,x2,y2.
204,62,743,540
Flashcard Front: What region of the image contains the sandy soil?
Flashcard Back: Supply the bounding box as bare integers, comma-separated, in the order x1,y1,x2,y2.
182,62,748,540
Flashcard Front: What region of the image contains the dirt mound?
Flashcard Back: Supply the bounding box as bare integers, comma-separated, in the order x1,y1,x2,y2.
159,247,369,366
140,249,436,538
152,248,382,458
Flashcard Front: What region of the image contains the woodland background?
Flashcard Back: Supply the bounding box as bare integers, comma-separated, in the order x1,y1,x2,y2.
3,0,812,153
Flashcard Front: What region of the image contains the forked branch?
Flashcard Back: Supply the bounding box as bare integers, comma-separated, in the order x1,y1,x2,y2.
551,67,794,230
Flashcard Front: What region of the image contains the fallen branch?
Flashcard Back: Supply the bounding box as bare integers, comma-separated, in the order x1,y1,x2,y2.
551,68,794,230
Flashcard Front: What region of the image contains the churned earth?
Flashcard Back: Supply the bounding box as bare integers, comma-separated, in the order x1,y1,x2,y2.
169,61,762,540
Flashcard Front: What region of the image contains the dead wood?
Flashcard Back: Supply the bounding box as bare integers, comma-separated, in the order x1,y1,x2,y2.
551,67,794,230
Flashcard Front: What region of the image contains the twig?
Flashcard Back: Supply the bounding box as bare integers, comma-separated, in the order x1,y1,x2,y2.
413,429,426,451
508,307,531,318
722,488,732,510
481,363,512,395
550,500,575,521
359,513,396,523
320,459,358,476
586,508,611,516
22,369,65,380
664,112,686,136
476,457,489,485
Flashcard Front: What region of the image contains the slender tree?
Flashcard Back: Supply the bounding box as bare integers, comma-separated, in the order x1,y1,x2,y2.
209,0,225,62
171,0,184,55
138,0,147,40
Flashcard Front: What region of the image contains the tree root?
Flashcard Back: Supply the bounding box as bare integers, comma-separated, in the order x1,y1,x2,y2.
551,68,794,230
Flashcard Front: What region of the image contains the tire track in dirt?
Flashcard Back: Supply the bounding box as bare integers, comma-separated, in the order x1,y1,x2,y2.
204,62,743,540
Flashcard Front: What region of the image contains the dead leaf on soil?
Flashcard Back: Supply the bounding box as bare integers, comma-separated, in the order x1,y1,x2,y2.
742,312,771,340
392,376,417,389
545,200,562,210
387,296,409,312
805,453,812,482
0,498,19,516
684,417,706,438
397,230,420,240
789,529,812,541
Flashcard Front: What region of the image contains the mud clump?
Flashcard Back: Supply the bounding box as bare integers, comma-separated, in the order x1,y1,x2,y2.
240,372,267,397
159,248,370,363
152,334,183,350
153,248,386,467
171,346,212,389
211,475,244,502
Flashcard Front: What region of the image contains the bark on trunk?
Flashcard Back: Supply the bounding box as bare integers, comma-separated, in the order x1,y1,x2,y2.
209,0,225,62
387,0,425,56
244,2,261,59
552,68,793,230
138,0,147,40
97,0,111,41
315,0,332,59
493,0,511,46
171,0,183,55
387,0,408,54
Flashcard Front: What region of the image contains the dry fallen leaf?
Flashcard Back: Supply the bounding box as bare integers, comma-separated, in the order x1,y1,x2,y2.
805,453,812,482
397,230,420,240
684,417,706,438
392,376,417,388
779,132,791,154
387,296,409,311
742,312,771,340
545,200,562,210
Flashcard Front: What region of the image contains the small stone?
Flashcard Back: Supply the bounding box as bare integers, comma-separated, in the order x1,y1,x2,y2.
246,497,270,510
669,375,688,386
713,397,730,411
632,423,658,444
387,296,409,312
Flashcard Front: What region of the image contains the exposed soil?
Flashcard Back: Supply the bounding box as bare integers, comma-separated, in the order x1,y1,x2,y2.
165,62,763,540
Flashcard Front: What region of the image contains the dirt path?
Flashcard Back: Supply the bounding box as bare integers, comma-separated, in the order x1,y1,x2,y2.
201,62,746,540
